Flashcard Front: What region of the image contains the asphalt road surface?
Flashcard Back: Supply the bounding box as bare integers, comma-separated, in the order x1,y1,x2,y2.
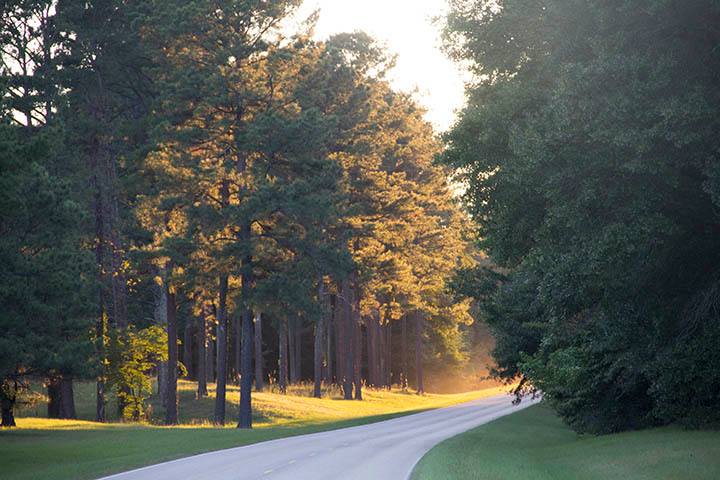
100,393,538,480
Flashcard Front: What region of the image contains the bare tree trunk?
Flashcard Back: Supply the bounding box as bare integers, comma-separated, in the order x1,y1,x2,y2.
295,320,302,382
334,291,345,385
237,224,254,429
235,314,241,384
206,335,215,384
353,286,362,400
158,362,168,410
237,302,253,428
86,73,126,333
401,315,408,390
278,318,288,394
350,273,363,400
0,384,17,427
214,275,229,425
385,323,392,388
154,277,168,408
197,313,208,398
313,318,325,397
375,317,382,387
378,321,386,389
325,295,334,383
91,133,107,423
414,312,424,395
1,401,15,427
47,378,61,418
106,145,127,331
59,377,76,419
313,280,325,398
105,141,129,418
254,312,264,391
367,315,376,387
288,319,297,384
95,357,106,422
183,321,194,379
164,286,178,424
342,279,353,400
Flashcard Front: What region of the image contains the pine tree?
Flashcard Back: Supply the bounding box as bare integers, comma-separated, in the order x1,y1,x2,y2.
0,122,94,427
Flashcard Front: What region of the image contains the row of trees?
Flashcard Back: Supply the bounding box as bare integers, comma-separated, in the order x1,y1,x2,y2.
442,0,720,433
1,0,476,428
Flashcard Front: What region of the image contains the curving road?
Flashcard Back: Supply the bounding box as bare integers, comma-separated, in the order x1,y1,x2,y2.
100,393,538,480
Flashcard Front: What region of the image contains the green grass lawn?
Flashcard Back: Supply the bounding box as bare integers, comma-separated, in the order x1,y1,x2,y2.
0,380,506,480
412,404,720,480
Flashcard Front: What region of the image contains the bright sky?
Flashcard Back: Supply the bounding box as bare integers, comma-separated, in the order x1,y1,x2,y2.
290,0,467,132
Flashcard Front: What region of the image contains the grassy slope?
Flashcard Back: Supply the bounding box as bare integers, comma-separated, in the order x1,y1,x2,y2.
412,404,720,480
1,381,506,480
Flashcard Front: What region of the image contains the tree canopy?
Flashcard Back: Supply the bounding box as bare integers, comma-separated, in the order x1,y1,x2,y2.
443,0,720,433
1,0,481,428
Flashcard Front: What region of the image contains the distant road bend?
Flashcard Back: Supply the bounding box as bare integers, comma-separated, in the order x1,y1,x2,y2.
100,394,538,480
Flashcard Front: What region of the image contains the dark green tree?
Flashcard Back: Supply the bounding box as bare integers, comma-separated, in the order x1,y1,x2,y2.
0,123,94,427
443,0,720,433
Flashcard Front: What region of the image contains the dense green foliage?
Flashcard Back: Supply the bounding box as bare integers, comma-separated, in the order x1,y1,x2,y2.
412,405,720,480
106,326,167,421
1,0,480,428
443,0,720,433
0,125,94,424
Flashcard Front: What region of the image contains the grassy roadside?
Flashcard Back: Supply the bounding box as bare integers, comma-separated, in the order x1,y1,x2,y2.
1,381,507,480
411,404,720,480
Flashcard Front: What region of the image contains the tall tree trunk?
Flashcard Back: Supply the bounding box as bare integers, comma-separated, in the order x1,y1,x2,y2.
158,361,168,409
214,275,229,425
342,279,353,400
254,312,264,391
334,291,344,385
384,323,392,389
313,280,326,398
350,280,363,400
0,403,15,427
197,313,208,398
325,295,334,383
414,312,424,395
91,134,107,423
367,315,376,387
378,321,386,389
95,365,106,422
295,320,302,382
235,314,241,384
237,304,253,428
86,77,126,413
105,143,127,331
278,318,288,394
375,317,382,387
288,319,297,384
47,378,61,418
0,387,16,428
353,289,362,401
154,276,168,407
59,377,76,419
164,285,178,424
206,335,215,384
105,167,127,331
183,321,194,379
401,315,408,390
237,221,254,429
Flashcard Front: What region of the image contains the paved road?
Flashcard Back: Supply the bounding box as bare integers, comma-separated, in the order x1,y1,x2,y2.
100,393,537,480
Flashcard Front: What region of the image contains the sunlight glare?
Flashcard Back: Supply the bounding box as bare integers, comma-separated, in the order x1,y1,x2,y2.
290,0,468,132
